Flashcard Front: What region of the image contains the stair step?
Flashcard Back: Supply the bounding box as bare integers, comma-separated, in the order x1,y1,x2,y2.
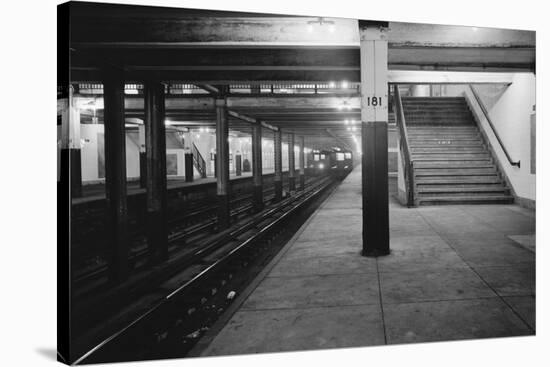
410,145,484,150
417,195,514,206
405,114,473,119
416,176,499,182
404,108,469,112
409,136,481,141
412,154,491,160
409,128,479,131
402,96,511,206
409,134,480,138
403,97,466,102
417,177,503,185
410,140,483,146
415,168,497,175
412,146,486,153
407,122,476,126
409,127,478,131
408,129,479,132
406,114,473,118
417,186,509,194
408,132,479,136
414,162,496,169
408,130,480,134
412,157,492,162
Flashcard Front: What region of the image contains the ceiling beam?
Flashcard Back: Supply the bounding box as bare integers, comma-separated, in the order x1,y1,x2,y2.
227,109,279,131
69,3,534,48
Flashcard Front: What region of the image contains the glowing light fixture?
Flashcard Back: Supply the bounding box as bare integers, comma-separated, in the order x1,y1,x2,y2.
337,101,352,111
341,80,349,89
307,17,336,32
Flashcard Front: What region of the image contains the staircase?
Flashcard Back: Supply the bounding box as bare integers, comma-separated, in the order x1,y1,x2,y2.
192,142,207,178
403,97,513,205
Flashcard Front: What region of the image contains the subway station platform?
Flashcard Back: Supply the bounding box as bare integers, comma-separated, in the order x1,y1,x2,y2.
193,165,535,356
74,172,251,203
73,169,288,204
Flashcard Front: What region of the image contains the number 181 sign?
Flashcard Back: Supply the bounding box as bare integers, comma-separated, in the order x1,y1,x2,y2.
366,96,383,107
362,94,387,122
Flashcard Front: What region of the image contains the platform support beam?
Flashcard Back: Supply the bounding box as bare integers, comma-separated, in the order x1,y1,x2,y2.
61,85,82,198
103,68,129,282
138,125,146,188
235,152,242,176
216,98,230,229
299,136,305,190
144,81,168,263
184,150,194,182
359,21,390,257
273,130,283,202
252,124,263,212
288,132,296,191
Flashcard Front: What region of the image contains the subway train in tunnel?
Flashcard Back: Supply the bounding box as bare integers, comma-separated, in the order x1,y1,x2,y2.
309,149,354,179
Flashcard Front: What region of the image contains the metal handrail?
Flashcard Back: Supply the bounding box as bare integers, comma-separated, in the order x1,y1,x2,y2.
192,142,207,178
468,85,520,168
393,84,415,207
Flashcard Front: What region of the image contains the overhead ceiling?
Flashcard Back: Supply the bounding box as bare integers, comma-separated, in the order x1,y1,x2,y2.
63,1,535,152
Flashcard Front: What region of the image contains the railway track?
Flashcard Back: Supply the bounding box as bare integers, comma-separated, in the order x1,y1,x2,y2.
71,178,311,293
72,174,340,364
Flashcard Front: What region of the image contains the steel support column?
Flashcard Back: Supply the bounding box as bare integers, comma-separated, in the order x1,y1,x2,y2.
273,130,283,202
216,98,230,229
235,153,242,176
288,132,296,191
61,85,82,198
184,151,194,182
138,125,146,188
144,81,168,263
299,136,305,190
359,21,390,257
252,124,263,212
103,68,129,282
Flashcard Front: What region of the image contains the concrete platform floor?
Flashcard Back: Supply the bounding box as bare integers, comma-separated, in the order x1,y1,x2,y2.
195,165,535,357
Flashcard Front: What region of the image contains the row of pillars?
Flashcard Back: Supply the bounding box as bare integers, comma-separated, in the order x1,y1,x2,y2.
62,74,307,283
62,20,392,287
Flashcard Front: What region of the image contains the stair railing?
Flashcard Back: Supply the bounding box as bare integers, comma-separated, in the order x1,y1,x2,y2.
192,142,207,178
468,85,520,168
393,84,416,207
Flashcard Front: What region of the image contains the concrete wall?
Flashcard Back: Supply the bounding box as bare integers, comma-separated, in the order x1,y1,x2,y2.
79,125,186,183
